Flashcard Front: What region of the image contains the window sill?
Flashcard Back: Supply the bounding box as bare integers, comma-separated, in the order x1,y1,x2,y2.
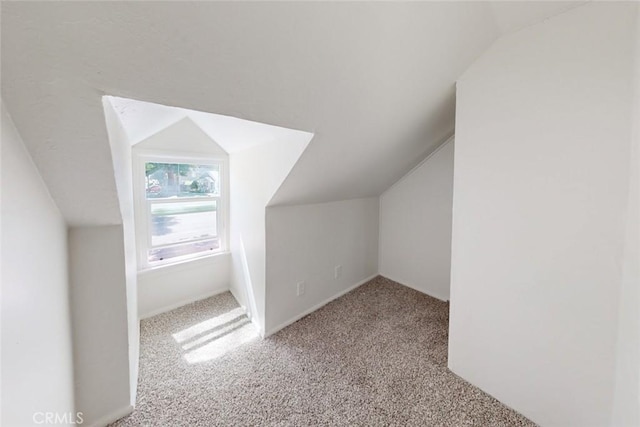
138,251,230,276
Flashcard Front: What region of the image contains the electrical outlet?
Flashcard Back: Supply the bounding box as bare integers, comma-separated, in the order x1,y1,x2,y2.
334,265,342,279
296,281,306,296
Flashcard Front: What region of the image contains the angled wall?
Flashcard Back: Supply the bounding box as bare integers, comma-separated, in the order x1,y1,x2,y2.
133,116,228,156
449,3,638,426
103,98,139,407
64,98,141,427
229,132,311,334
379,137,454,301
1,102,76,426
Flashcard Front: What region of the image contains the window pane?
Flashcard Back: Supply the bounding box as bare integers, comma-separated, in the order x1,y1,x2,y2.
146,162,220,199
150,200,217,247
148,238,220,263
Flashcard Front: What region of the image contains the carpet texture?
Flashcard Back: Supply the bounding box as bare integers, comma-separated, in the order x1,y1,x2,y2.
112,276,536,426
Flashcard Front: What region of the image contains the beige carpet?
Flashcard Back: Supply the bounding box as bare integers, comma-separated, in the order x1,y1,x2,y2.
112,276,535,426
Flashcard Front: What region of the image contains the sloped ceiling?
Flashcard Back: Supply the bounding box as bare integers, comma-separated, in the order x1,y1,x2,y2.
0,2,586,225
489,1,587,34
132,115,228,155
108,96,312,154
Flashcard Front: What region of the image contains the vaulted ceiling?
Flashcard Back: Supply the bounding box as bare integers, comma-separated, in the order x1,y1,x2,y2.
108,96,313,155
1,1,585,226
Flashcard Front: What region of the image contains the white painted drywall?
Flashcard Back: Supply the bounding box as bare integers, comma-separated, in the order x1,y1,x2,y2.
134,116,228,156
109,96,309,155
69,225,132,426
379,138,454,301
1,2,502,226
138,254,230,319
488,1,586,35
264,198,379,335
229,133,312,334
449,3,637,426
130,115,232,321
4,2,583,225
1,102,75,426
103,97,140,407
612,5,640,425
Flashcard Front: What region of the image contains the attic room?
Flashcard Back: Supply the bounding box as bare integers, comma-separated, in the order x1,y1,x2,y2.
1,2,638,427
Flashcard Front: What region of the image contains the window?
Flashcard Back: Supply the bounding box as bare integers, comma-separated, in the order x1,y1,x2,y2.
134,155,227,268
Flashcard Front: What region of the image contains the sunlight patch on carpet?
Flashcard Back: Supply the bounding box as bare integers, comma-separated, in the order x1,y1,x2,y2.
172,307,246,343
184,321,259,363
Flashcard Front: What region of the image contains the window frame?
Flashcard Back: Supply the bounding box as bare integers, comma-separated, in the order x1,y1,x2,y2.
133,149,229,271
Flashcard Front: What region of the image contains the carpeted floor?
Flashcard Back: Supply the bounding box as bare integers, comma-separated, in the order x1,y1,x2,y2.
112,276,535,426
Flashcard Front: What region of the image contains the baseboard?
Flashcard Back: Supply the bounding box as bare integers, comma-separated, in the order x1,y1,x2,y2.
228,287,265,338
139,287,229,319
228,287,244,310
253,316,266,338
379,273,449,302
88,404,133,427
264,273,379,337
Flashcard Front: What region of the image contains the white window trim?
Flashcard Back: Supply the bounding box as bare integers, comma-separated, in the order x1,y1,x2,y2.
133,149,230,271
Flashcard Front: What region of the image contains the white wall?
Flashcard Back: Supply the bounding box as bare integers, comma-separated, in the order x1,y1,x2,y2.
138,254,230,318
449,3,637,426
134,116,228,156
612,4,640,425
131,116,232,320
229,134,311,334
1,102,76,426
103,97,139,408
265,198,379,335
379,138,454,301
69,226,132,426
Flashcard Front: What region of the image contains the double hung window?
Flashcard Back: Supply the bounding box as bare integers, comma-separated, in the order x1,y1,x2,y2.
135,156,226,268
